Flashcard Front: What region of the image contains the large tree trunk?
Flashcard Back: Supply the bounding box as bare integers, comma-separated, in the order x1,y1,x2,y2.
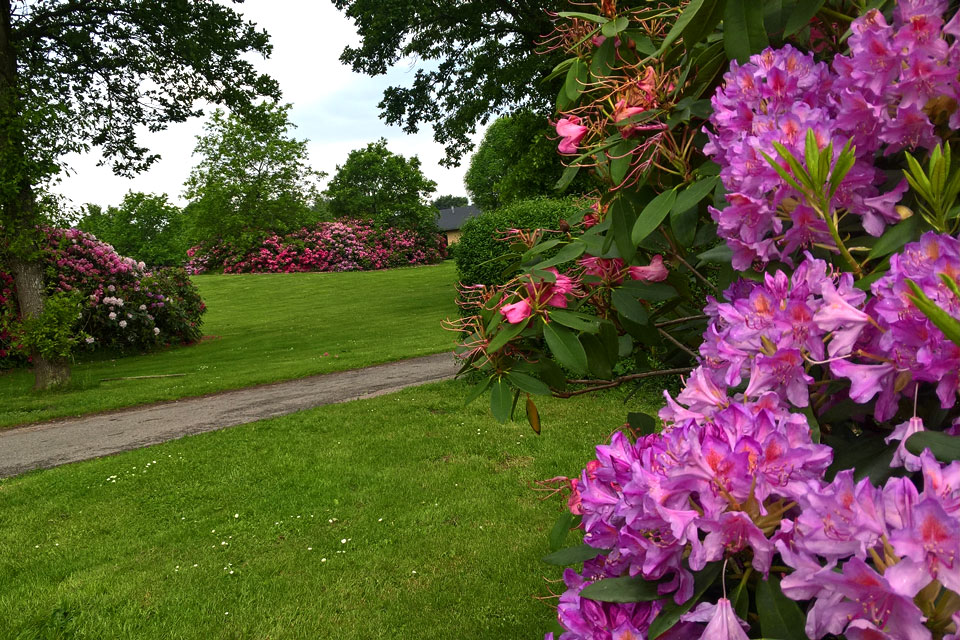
10,259,70,390
0,0,69,389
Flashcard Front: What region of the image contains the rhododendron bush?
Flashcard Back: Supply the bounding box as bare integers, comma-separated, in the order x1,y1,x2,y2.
1,228,205,368
451,1,960,638
184,218,446,274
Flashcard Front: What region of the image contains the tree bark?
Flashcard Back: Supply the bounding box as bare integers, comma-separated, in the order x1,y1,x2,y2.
0,0,69,389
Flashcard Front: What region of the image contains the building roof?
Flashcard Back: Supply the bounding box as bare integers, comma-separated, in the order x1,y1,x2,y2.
436,205,481,231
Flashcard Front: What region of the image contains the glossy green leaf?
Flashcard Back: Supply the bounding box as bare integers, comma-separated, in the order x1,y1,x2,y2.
543,321,588,375
682,0,726,49
610,140,634,186
557,11,608,23
581,333,613,379
724,0,769,62
671,205,698,248
590,37,616,76
866,216,918,261
549,511,578,552
620,281,677,301
627,411,657,435
784,0,826,35
757,575,808,640
631,189,677,245
612,288,650,324
507,371,552,396
463,376,492,406
601,16,629,37
612,197,639,262
490,377,512,423
697,243,733,264
549,309,602,334
649,562,723,638
907,279,960,347
581,575,665,603
657,0,706,54
673,176,720,213
542,543,608,566
905,431,960,462
565,58,588,103
485,316,530,353
556,163,581,191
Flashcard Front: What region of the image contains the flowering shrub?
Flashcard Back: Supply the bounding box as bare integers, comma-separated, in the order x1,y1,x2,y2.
185,218,446,274
1,227,206,368
452,1,960,639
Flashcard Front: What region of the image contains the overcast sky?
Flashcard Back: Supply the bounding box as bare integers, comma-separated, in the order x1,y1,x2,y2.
51,1,483,210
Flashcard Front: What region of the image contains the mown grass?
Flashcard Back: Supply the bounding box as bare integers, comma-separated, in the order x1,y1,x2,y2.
0,263,458,427
0,380,662,639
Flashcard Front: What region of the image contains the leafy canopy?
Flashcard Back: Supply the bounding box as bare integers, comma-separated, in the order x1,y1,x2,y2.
324,138,438,231
78,192,188,267
432,195,469,209
332,0,565,163
183,102,324,244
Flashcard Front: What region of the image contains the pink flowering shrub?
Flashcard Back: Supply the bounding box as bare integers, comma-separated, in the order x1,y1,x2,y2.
454,2,960,639
184,219,446,274
1,227,205,368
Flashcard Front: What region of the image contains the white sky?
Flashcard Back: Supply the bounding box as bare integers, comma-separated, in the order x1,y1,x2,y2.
51,1,483,210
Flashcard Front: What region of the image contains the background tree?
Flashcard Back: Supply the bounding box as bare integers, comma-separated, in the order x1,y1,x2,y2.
332,0,564,162
324,139,438,231
184,102,324,245
431,195,469,209
0,0,278,389
465,111,598,212
78,192,188,267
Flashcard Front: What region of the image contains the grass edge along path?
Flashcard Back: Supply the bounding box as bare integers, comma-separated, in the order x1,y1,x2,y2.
0,263,458,428
0,380,663,639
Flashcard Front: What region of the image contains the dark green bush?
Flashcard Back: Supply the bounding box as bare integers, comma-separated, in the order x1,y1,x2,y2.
454,197,581,286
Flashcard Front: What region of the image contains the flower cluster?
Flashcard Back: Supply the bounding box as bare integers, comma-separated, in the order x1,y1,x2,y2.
185,219,446,274
1,227,205,367
705,1,959,269
828,233,960,421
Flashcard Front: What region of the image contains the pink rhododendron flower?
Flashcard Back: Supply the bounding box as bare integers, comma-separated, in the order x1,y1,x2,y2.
500,299,532,324
556,115,588,154
627,255,668,282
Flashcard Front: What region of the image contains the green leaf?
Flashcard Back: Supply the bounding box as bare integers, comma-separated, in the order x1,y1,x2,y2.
801,406,821,444
866,216,918,261
590,37,616,77
556,163,581,191
565,58,587,103
485,316,530,353
610,140,635,186
557,11,608,23
673,176,720,213
506,371,552,396
620,281,677,301
463,376,492,406
757,575,808,640
543,321,588,375
601,16,629,37
697,243,733,264
627,411,657,435
784,0,826,35
657,0,706,54
548,511,577,552
682,0,726,49
724,0,770,62
631,189,677,245
549,309,602,334
542,543,608,566
581,333,613,379
534,241,587,270
671,205,699,248
905,431,960,462
612,197,639,262
761,150,805,193
580,576,665,603
490,377,512,423
648,562,723,639
612,288,650,324
907,280,960,347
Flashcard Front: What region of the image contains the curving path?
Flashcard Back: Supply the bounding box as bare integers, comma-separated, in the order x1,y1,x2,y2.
0,352,458,479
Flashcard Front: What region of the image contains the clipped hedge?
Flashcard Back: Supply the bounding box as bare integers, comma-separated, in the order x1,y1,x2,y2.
454,197,582,286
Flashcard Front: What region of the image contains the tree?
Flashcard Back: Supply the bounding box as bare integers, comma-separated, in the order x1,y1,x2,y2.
184,102,324,244
324,139,438,231
465,111,598,212
78,192,188,267
0,0,279,389
431,195,468,209
332,0,565,163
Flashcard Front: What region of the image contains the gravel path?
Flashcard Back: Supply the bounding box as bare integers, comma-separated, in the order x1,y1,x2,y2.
0,352,458,479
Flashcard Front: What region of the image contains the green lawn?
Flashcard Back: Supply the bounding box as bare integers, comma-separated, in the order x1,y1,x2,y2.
0,380,660,639
0,263,458,427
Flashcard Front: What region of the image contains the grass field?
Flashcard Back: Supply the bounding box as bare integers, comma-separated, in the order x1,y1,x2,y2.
0,380,662,639
0,263,458,427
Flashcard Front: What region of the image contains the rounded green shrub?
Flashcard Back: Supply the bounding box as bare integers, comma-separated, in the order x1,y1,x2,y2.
454,197,581,286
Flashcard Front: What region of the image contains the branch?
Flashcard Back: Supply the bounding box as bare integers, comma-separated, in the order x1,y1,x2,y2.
657,328,699,359
553,367,693,398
